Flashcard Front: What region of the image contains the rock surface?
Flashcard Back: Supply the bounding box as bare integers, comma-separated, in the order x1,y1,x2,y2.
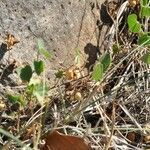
0,0,111,86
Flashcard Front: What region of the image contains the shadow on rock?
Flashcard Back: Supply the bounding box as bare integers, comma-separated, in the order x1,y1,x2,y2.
100,3,113,25
84,43,100,71
0,61,17,86
0,43,7,61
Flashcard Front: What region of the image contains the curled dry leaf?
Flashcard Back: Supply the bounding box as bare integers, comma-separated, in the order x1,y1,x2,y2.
65,66,82,80
5,34,19,49
128,0,139,7
65,67,75,80
41,130,92,150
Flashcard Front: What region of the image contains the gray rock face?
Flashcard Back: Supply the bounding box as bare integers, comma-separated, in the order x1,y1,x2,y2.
0,0,101,63
0,0,110,86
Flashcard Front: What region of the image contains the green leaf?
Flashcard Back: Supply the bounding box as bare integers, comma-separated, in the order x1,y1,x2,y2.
138,34,150,45
7,95,24,106
20,65,32,82
141,53,150,64
27,84,34,95
37,38,51,59
34,60,44,75
141,6,150,17
33,83,48,105
92,63,103,81
127,14,142,33
141,0,149,6
101,53,111,72
29,77,41,85
92,53,111,82
28,77,41,95
74,48,81,65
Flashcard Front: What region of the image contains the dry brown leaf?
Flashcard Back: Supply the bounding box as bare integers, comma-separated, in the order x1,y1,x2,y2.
5,34,19,49
126,132,136,142
41,130,92,150
128,0,139,7
65,66,82,80
65,68,75,80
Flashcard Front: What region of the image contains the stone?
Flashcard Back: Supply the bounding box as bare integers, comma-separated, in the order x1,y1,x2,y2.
0,0,112,86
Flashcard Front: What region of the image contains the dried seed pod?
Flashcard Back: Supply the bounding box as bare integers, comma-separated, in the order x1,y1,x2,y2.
74,92,82,101
128,0,139,7
5,34,19,49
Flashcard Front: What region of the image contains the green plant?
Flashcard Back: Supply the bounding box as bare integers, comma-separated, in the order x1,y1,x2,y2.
127,0,150,65
140,0,150,17
127,14,142,33
8,38,51,106
92,52,111,81
3,38,52,149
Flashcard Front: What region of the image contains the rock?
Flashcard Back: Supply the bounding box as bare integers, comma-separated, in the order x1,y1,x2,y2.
0,0,113,86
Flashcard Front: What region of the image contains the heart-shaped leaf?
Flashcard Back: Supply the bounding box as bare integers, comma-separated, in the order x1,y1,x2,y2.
138,34,150,46
127,14,142,33
20,65,32,82
34,60,44,75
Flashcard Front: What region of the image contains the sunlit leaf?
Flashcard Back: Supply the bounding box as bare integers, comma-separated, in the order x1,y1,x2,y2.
141,6,150,17
75,48,82,65
32,83,48,105
37,38,51,59
29,77,41,85
101,53,111,72
138,34,150,46
127,14,142,33
140,0,150,17
92,63,103,81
